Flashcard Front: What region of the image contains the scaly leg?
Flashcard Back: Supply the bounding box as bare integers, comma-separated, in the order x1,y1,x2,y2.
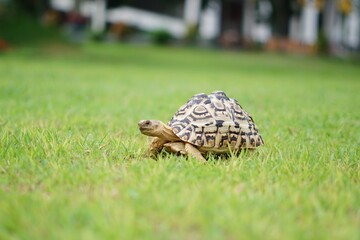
163,142,186,155
148,137,168,158
185,143,206,162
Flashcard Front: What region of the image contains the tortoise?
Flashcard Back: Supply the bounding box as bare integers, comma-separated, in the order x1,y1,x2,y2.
138,91,264,162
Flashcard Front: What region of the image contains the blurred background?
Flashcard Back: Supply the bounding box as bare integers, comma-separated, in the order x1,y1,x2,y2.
0,0,359,57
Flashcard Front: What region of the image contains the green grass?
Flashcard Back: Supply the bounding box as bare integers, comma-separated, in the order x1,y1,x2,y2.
0,43,359,240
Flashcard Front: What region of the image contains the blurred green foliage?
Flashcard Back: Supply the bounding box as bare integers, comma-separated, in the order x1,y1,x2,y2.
150,29,172,45
0,14,63,46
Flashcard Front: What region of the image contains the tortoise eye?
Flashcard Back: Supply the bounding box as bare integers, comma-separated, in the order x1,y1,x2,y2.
145,120,151,125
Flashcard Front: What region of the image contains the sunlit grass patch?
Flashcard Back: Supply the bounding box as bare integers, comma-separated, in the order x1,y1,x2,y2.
0,44,359,239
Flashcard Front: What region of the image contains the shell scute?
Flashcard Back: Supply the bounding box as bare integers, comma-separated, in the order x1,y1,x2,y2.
169,91,264,150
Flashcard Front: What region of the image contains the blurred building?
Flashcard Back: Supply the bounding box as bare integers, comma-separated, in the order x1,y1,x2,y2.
49,0,359,53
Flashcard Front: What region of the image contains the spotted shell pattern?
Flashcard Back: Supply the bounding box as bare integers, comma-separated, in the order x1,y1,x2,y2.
169,91,264,151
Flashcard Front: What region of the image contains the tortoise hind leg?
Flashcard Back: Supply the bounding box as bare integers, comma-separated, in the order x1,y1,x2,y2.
185,143,206,162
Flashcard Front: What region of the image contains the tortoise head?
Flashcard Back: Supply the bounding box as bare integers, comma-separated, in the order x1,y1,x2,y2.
138,120,179,141
138,120,163,137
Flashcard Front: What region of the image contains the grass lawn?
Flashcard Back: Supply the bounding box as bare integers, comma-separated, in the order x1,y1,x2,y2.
0,43,359,239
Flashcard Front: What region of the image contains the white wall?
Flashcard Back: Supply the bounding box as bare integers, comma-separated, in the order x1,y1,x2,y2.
183,0,202,25
300,0,319,45
344,7,360,48
199,0,221,40
90,0,106,33
107,7,186,38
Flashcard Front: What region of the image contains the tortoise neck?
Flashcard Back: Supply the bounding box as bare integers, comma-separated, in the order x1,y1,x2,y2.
157,122,179,141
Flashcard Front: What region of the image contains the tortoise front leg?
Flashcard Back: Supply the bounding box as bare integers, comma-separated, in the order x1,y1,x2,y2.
185,143,206,162
148,137,168,158
163,142,186,155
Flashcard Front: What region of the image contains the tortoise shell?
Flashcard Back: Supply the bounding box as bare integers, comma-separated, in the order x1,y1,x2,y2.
168,91,264,151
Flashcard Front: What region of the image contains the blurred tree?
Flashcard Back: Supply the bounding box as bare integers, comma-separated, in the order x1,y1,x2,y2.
269,0,292,37
338,0,352,14
5,0,49,17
